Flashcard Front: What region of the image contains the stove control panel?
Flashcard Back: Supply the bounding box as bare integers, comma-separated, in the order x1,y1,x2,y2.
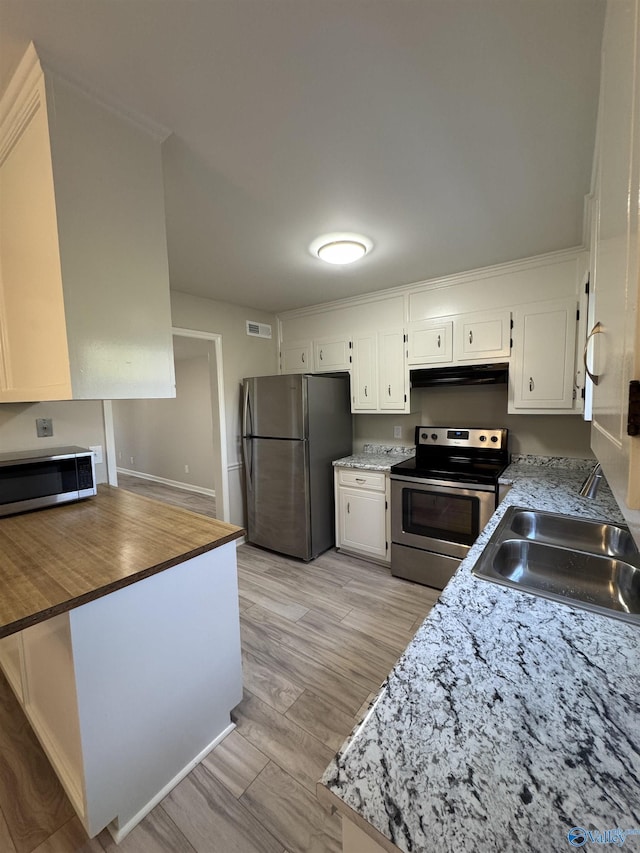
417,426,507,450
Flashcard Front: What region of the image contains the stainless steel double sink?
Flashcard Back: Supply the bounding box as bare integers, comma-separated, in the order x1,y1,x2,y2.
472,506,640,625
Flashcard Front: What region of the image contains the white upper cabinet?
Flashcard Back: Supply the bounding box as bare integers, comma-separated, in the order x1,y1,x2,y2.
589,0,640,539
313,335,352,372
508,298,578,412
407,319,453,365
454,309,511,362
0,45,175,402
351,328,410,414
280,340,313,373
378,328,409,410
278,252,585,417
351,334,378,410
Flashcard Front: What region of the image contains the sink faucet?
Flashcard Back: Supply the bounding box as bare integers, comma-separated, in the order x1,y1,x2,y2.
579,462,603,498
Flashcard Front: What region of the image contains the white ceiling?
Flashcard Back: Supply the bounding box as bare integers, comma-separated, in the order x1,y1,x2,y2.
0,1,605,313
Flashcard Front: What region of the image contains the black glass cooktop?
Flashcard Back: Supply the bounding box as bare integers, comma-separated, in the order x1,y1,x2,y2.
391,455,508,486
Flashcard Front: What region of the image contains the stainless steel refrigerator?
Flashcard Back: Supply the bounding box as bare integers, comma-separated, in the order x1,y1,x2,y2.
242,373,352,560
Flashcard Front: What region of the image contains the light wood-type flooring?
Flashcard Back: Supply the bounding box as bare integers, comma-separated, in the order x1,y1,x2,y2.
0,482,439,853
116,472,217,518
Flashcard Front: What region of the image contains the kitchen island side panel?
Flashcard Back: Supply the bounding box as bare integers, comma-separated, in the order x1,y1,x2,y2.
69,541,242,838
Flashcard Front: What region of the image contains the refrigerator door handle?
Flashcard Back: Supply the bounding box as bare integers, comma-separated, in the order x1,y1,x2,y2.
243,381,252,437
243,436,253,490
242,382,253,490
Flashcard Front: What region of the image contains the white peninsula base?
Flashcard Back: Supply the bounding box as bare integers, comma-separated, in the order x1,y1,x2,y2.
0,541,242,841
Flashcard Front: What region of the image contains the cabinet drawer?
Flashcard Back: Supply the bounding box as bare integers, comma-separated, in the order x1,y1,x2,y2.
337,468,386,491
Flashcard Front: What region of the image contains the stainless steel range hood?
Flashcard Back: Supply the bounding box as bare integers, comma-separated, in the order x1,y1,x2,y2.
410,363,509,388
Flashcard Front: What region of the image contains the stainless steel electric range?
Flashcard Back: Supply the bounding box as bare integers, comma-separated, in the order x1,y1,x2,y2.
390,425,509,589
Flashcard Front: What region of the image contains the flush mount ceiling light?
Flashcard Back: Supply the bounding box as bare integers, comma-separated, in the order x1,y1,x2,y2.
310,233,373,265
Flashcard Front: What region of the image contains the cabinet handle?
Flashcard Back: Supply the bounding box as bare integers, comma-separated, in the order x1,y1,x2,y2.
301,353,305,363
347,502,350,513
437,334,441,348
529,376,535,392
388,384,391,396
583,321,603,386
469,330,473,344
319,349,323,360
364,385,368,397
355,477,366,484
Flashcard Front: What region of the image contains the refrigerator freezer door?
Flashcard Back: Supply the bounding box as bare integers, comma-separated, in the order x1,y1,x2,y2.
246,437,311,559
244,375,306,439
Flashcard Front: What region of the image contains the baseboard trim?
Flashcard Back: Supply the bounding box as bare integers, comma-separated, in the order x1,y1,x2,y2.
107,722,235,843
116,468,215,498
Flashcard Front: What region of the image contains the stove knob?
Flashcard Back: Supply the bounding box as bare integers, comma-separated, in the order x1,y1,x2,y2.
479,435,487,442
491,435,499,443
421,432,428,440
431,433,438,440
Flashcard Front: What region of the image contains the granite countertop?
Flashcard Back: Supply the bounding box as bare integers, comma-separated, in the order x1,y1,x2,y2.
0,485,243,639
319,458,640,852
333,444,415,471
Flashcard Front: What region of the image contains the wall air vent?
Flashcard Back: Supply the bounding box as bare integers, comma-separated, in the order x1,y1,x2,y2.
246,321,272,339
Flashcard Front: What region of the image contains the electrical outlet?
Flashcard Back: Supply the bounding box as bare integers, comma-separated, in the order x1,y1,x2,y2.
393,425,402,439
89,445,103,465
184,464,190,474
36,417,53,437
130,456,134,465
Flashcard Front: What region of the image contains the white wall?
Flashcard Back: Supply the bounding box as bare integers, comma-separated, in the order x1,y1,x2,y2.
112,354,216,490
0,401,108,481
353,384,594,459
170,291,278,526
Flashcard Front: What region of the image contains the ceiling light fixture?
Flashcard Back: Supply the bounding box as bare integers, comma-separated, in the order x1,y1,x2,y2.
310,232,373,265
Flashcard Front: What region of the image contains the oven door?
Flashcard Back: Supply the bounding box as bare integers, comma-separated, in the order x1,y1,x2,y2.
391,475,496,559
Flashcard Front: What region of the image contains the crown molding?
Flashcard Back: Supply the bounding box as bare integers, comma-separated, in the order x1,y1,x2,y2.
0,41,43,131
1,41,171,144
43,63,172,143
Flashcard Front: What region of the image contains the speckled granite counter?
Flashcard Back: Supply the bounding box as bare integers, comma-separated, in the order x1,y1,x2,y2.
333,444,415,471
319,459,640,852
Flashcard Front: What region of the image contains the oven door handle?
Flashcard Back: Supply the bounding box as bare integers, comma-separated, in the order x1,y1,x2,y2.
390,474,496,493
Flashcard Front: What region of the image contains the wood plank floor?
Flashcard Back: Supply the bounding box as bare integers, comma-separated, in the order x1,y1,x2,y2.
116,473,217,518
0,484,439,852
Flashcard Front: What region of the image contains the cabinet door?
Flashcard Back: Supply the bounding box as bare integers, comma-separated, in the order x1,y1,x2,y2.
590,0,640,538
337,487,387,559
280,340,312,373
351,334,378,410
378,328,408,410
0,76,72,402
408,319,453,365
455,309,511,361
510,298,577,410
313,336,351,372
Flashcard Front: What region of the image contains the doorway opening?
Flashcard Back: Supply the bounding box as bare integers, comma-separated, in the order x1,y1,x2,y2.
105,329,229,521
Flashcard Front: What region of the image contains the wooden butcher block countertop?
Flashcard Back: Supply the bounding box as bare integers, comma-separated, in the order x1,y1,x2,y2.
0,485,244,639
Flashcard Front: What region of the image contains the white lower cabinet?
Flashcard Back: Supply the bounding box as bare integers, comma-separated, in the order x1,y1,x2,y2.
508,297,578,412
335,468,390,563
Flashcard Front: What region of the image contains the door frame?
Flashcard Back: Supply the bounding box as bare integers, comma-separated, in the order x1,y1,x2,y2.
103,327,230,522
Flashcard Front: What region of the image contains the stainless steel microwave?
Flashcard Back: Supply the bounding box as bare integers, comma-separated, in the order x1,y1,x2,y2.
0,446,97,517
